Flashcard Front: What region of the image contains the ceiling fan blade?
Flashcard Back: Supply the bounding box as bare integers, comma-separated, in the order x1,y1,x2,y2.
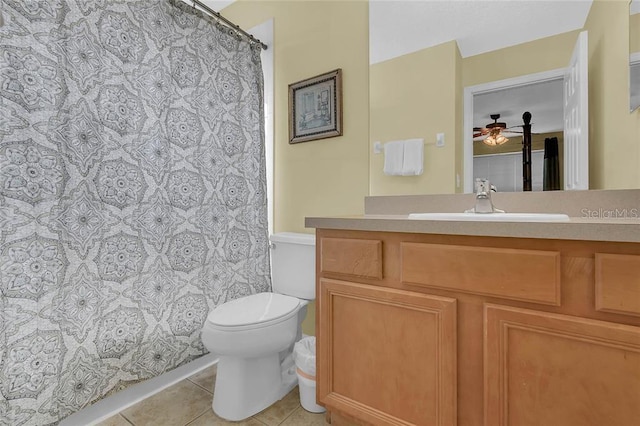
504,123,536,130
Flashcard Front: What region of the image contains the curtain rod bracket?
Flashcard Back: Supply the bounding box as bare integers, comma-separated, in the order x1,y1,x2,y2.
189,0,267,50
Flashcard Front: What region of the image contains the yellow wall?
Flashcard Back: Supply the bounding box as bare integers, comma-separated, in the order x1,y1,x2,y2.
584,0,640,189
632,8,640,184
631,11,640,54
224,0,370,234
454,42,464,193
223,0,370,335
462,30,580,87
369,41,460,195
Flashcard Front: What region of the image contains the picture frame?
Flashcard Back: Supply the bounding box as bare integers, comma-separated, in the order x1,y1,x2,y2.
288,69,343,144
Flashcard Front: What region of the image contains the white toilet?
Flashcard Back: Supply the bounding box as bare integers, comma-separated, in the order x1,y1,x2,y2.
200,232,316,421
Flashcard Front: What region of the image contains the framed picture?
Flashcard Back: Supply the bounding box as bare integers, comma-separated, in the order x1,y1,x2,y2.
288,69,342,144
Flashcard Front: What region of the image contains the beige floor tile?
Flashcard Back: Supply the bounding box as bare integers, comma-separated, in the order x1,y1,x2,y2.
94,414,133,426
188,365,217,394
279,407,328,426
187,408,266,426
121,380,212,426
253,388,301,426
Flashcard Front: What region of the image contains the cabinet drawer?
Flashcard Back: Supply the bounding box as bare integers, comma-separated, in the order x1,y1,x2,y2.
595,253,640,317
401,243,561,305
320,237,382,279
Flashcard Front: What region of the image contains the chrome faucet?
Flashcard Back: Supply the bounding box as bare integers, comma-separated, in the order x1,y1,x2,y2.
465,178,504,214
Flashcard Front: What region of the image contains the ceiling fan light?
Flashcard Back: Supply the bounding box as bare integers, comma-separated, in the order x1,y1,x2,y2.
479,114,509,146
483,135,498,146
483,134,509,146
496,134,509,145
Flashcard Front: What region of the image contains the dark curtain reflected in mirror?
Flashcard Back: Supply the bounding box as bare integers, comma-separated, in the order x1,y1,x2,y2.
543,137,561,190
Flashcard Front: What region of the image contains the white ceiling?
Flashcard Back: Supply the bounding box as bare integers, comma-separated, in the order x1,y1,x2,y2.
207,1,593,65
369,0,593,64
473,78,564,139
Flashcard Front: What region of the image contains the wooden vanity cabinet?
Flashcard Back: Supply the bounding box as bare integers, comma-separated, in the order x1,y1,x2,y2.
315,229,640,426
318,278,457,426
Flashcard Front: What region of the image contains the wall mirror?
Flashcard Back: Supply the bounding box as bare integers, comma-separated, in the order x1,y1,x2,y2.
369,0,624,194
631,0,640,112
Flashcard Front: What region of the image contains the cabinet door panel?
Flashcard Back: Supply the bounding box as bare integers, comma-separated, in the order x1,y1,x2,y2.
318,278,456,426
485,304,640,426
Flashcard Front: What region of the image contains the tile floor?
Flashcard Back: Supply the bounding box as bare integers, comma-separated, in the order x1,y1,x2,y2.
96,365,328,426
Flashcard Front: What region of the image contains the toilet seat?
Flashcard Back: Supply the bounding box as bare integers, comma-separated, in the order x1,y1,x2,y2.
207,292,301,331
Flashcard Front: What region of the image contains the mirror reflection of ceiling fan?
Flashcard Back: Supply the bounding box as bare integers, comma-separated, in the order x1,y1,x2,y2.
473,113,538,146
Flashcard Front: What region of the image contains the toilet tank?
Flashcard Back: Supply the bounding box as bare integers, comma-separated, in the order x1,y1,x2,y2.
270,232,316,300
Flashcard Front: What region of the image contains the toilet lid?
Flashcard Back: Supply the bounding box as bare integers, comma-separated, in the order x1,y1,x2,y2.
207,292,300,328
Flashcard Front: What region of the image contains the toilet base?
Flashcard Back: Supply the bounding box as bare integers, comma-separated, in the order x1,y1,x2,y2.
212,352,297,421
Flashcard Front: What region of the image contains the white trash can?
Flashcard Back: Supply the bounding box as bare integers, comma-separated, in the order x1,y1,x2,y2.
293,336,326,413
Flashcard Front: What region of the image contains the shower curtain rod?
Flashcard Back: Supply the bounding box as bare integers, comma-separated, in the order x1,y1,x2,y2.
190,0,268,50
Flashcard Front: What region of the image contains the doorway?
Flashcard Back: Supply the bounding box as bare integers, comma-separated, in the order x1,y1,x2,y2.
463,31,589,193
471,77,564,192
463,68,565,193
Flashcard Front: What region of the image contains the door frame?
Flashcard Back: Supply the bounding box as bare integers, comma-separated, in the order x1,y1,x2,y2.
630,52,640,112
463,68,565,193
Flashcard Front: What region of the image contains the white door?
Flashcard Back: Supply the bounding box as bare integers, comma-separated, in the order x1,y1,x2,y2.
563,31,589,190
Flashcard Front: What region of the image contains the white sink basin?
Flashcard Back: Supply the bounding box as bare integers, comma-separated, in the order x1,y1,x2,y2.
408,212,570,222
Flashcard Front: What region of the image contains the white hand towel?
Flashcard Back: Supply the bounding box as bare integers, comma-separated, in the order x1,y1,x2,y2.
383,140,405,175
402,138,424,176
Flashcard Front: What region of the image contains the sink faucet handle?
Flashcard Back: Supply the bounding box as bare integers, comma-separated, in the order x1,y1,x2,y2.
475,178,491,194
467,178,504,213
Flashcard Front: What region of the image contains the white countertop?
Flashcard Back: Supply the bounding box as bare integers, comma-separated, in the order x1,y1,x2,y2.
305,214,640,243
307,189,640,243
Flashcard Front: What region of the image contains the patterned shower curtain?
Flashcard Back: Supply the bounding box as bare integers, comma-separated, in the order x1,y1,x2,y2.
0,0,271,424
